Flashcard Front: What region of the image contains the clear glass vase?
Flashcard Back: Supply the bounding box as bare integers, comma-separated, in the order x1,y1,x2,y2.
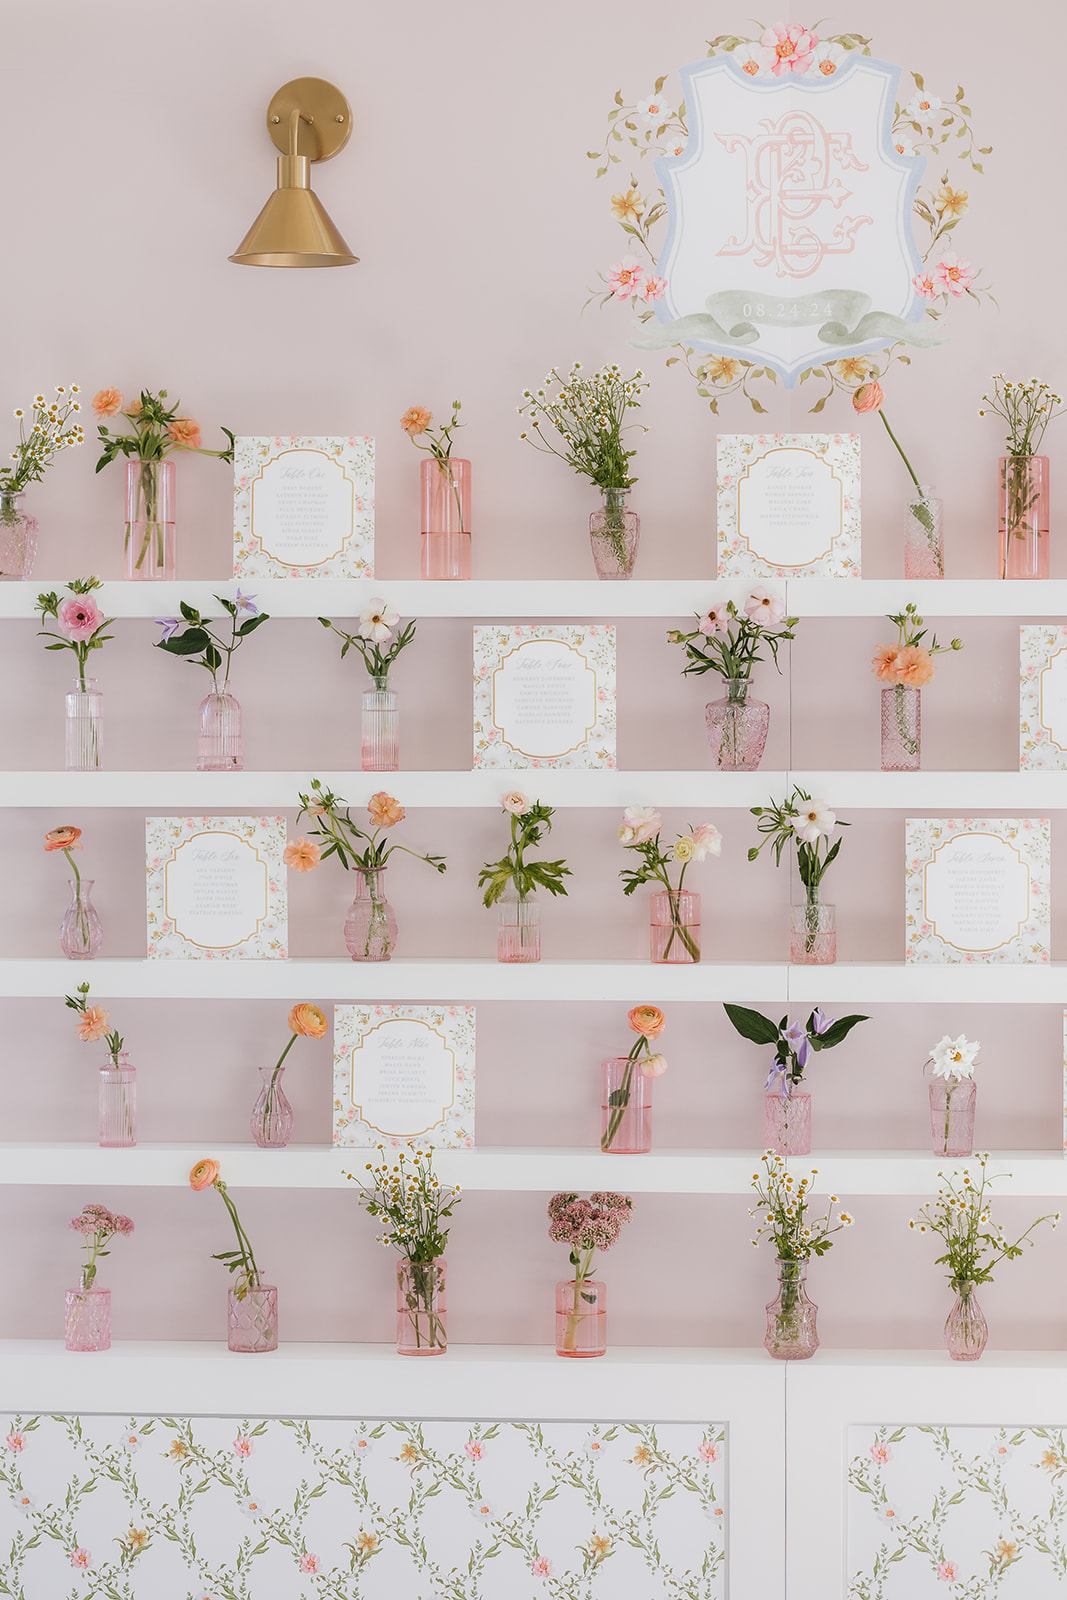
650,888,700,963
227,1282,278,1353
421,456,471,580
903,486,944,579
928,1077,976,1157
790,901,835,965
764,1090,811,1157
555,1276,606,1358
1000,455,1049,580
361,676,398,771
765,1259,819,1361
197,690,243,771
0,489,38,579
250,1061,294,1148
99,1054,136,1147
496,890,540,963
944,1281,988,1361
65,676,103,772
125,457,175,580
589,488,639,579
397,1258,447,1356
881,685,920,771
705,678,770,771
344,865,397,961
601,1054,652,1153
60,878,103,960
65,1283,111,1352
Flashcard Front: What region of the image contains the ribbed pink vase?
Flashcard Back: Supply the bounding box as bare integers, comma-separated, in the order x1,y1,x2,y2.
361,677,399,771
197,691,242,771
1000,455,1049,579
555,1277,606,1357
397,1258,447,1356
650,890,700,963
125,458,175,580
250,1062,294,1148
601,1056,652,1153
65,1284,111,1352
227,1283,278,1353
496,892,540,962
99,1054,136,1147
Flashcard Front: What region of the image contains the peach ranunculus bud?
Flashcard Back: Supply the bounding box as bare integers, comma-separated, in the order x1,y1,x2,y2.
189,1158,220,1191
618,806,662,846
368,792,405,828
639,1052,669,1077
501,791,530,816
853,381,884,414
44,825,82,852
628,1003,665,1039
893,644,936,687
167,417,202,449
400,406,432,436
288,1002,328,1039
91,387,123,419
283,836,321,873
75,1005,111,1043
872,645,902,682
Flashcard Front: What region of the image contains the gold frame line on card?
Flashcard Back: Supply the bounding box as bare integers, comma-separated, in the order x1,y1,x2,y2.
248,446,354,568
490,639,599,761
733,445,844,569
1037,646,1067,752
162,829,270,951
348,1017,457,1140
922,830,1031,955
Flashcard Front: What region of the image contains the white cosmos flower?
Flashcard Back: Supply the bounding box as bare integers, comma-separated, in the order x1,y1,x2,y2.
635,92,672,124
928,1034,980,1079
794,799,835,843
359,598,399,643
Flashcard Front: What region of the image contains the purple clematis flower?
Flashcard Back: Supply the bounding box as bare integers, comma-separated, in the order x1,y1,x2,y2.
234,588,259,616
765,1062,790,1098
154,617,181,642
811,1007,835,1036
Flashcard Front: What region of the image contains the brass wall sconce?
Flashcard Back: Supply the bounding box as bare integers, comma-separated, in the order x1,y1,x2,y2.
229,77,359,268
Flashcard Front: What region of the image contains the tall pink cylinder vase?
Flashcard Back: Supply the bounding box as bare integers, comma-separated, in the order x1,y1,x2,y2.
421,457,471,580
555,1277,606,1357
928,1077,976,1157
125,458,175,580
397,1258,447,1355
601,1056,651,1153
1000,455,1049,579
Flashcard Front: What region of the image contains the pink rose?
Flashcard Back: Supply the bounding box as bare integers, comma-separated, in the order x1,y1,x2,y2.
501,791,530,816
57,595,105,642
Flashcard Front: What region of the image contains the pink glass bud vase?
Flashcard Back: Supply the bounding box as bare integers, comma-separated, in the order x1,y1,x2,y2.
589,488,639,579
555,1277,606,1357
125,457,175,580
344,865,397,961
0,489,38,579
706,679,770,771
903,486,944,579
764,1090,811,1157
421,456,471,580
601,1056,652,1153
928,1077,976,1158
66,676,102,771
250,1061,294,1148
99,1053,136,1148
65,1284,111,1352
650,889,700,963
1000,455,1049,580
765,1259,819,1361
496,890,540,962
944,1282,988,1361
60,878,103,961
228,1282,278,1353
197,690,242,771
397,1258,447,1355
361,676,399,771
790,901,835,965
881,685,920,771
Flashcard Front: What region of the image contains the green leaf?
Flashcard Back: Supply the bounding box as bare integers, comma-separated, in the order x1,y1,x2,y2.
723,1003,780,1046
810,1012,869,1049
178,601,200,622
157,629,210,656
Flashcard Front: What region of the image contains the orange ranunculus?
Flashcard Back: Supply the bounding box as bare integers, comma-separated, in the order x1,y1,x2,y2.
76,1005,111,1043
168,416,202,449
91,387,123,419
283,837,321,873
44,825,82,852
892,644,936,687
289,1002,328,1039
125,396,143,417
368,792,405,828
400,406,432,436
872,645,902,682
627,1004,665,1039
189,1158,220,1191
853,381,884,414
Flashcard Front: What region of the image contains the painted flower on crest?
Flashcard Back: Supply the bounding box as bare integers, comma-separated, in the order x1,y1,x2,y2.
732,42,763,76
760,24,818,76
912,271,938,298
934,254,975,296
905,90,942,121
607,256,646,299
813,39,845,75
635,92,671,124
610,188,644,223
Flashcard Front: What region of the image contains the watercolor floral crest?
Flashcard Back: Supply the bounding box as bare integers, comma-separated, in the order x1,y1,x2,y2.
586,22,993,413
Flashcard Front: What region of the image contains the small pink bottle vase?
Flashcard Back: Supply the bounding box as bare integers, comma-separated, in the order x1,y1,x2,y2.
496,891,540,962
903,486,944,579
881,685,920,772
66,676,102,771
227,1282,278,1353
65,1282,111,1352
397,1258,447,1356
790,901,835,965
125,457,175,580
0,489,38,579
362,677,399,771
197,690,242,771
250,1061,294,1148
765,1258,818,1361
99,1054,136,1148
944,1281,988,1361
706,679,770,771
601,1056,651,1153
556,1276,606,1357
344,865,397,961
929,1077,976,1158
589,489,639,579
764,1090,811,1157
1000,455,1049,580
650,889,700,963
61,878,103,960
421,456,471,580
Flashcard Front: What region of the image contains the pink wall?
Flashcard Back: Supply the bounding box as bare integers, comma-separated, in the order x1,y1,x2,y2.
3,0,1067,1351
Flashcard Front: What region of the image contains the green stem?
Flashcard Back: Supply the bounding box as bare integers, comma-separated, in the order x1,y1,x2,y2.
601,1038,645,1151
878,408,921,493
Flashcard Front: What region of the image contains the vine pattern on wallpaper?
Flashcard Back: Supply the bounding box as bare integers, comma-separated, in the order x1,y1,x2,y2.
0,1414,726,1600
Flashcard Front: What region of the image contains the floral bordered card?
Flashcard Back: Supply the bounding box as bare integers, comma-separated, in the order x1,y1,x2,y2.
905,817,1050,964
233,435,374,578
1020,625,1067,769
333,1004,475,1148
146,816,288,959
717,432,860,578
473,625,616,769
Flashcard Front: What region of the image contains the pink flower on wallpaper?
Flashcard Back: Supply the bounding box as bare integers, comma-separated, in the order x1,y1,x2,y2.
912,272,938,298
937,1560,959,1582
4,1434,23,1453
70,1549,91,1570
531,1557,552,1577
869,1442,891,1464
463,1439,486,1462
232,1436,254,1459
934,254,975,296
698,1441,719,1463
298,1553,321,1574
642,274,667,302
11,1491,34,1513
759,23,818,74
607,256,647,298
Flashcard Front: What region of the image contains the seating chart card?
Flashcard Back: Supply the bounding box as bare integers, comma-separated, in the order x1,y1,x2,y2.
233,435,374,578
333,1004,475,1148
473,625,616,769
1062,1011,1067,1154
717,432,860,579
905,818,1050,965
146,816,288,959
1020,626,1067,769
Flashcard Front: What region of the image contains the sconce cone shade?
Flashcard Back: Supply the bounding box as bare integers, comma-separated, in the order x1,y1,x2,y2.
229,155,358,268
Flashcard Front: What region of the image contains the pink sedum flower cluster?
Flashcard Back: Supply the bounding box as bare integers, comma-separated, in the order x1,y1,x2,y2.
547,1191,633,1253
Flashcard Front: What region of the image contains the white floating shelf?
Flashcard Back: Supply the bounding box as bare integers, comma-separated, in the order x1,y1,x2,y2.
788,578,1067,617
3,1143,1063,1195
787,962,1067,1003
